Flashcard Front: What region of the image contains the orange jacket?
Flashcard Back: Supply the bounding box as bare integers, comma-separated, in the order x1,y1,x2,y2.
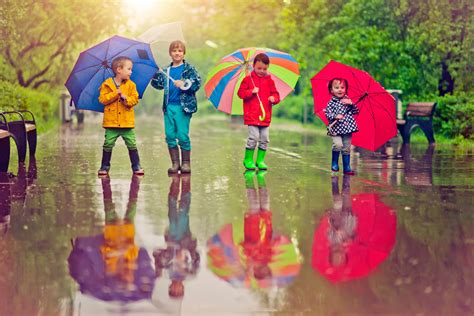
98,78,139,128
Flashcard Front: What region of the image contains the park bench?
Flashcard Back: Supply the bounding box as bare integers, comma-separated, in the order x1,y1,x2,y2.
397,102,436,144
0,110,37,166
0,113,11,172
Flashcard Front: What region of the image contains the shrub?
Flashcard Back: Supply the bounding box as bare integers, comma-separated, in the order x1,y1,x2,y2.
0,80,58,132
273,94,316,124
433,92,474,139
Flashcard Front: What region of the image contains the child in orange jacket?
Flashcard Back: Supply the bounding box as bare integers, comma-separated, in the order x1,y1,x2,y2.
98,56,144,176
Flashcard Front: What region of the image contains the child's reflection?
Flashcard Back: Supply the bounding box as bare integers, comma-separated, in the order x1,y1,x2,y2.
153,174,200,298
327,175,357,267
206,171,301,289
242,170,273,281
100,175,140,286
312,176,397,283
68,175,155,302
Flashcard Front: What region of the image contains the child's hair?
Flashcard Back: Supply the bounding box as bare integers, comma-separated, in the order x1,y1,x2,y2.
328,78,349,94
253,53,270,66
111,56,132,75
169,40,186,54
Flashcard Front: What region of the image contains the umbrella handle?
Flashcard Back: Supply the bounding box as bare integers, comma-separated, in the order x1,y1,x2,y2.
160,69,192,91
159,68,175,83
250,76,266,121
180,79,193,91
258,101,266,121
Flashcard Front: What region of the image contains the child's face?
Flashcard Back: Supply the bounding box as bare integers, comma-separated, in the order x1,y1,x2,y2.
117,60,133,80
330,80,346,98
253,61,268,77
170,46,185,64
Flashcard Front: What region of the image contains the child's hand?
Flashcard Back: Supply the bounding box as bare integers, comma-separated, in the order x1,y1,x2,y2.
336,114,344,120
252,87,259,94
174,80,184,88
120,93,127,104
268,96,275,103
341,97,353,105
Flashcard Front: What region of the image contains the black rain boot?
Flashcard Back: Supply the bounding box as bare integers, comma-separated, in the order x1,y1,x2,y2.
168,147,180,174
98,150,112,176
128,149,145,175
181,149,191,174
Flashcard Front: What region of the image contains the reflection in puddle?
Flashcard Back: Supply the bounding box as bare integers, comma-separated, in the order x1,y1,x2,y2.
207,171,302,289
0,159,37,236
152,174,200,311
68,176,155,302
312,175,397,282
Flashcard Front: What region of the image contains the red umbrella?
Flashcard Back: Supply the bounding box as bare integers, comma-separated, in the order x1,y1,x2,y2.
312,193,397,283
311,60,397,151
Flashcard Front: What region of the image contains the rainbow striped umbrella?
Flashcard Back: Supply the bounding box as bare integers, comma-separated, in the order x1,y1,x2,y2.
204,47,300,115
207,219,302,289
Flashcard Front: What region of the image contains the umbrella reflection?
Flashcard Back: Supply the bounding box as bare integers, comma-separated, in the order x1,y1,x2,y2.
152,174,199,300
68,176,155,302
312,176,397,283
207,171,302,289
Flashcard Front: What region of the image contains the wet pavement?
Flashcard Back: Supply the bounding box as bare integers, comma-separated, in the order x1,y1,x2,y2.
0,115,473,315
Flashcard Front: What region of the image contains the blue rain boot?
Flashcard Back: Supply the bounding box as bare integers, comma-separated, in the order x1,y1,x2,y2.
342,154,355,175
331,151,340,172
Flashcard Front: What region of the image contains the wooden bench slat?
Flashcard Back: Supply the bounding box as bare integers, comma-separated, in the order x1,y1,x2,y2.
25,123,36,132
0,130,9,139
406,102,436,117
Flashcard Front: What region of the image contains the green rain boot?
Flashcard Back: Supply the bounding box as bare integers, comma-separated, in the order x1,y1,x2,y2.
256,148,268,170
244,170,256,188
256,170,267,188
243,148,257,170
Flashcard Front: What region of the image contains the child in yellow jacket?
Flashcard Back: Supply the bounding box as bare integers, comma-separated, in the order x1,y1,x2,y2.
98,56,144,176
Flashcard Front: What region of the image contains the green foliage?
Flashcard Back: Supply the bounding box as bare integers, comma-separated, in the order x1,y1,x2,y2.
0,80,58,132
433,92,474,139
273,94,315,124
0,0,121,89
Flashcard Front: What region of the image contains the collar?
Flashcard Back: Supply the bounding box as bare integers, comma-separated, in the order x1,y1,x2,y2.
251,71,267,80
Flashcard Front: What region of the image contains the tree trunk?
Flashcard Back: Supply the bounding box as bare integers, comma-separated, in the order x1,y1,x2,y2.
438,59,455,96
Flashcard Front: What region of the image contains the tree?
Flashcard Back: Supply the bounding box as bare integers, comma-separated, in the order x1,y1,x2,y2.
0,0,120,89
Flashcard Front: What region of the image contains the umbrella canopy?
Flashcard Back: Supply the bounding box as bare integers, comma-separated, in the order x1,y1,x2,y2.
68,234,155,302
311,60,397,151
137,22,185,66
65,35,158,112
207,215,302,289
312,193,397,283
204,47,300,115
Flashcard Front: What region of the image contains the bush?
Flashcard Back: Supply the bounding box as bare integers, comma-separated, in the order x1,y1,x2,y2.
273,94,316,124
433,92,474,139
0,80,58,132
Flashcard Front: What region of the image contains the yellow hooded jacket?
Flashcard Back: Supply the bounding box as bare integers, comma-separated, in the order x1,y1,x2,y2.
98,78,139,128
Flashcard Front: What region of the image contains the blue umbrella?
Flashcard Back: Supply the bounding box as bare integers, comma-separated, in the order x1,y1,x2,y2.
65,35,158,112
68,234,156,302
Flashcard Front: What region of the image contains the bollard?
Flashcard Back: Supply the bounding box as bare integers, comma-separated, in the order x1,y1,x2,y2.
60,90,73,123
387,89,403,120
